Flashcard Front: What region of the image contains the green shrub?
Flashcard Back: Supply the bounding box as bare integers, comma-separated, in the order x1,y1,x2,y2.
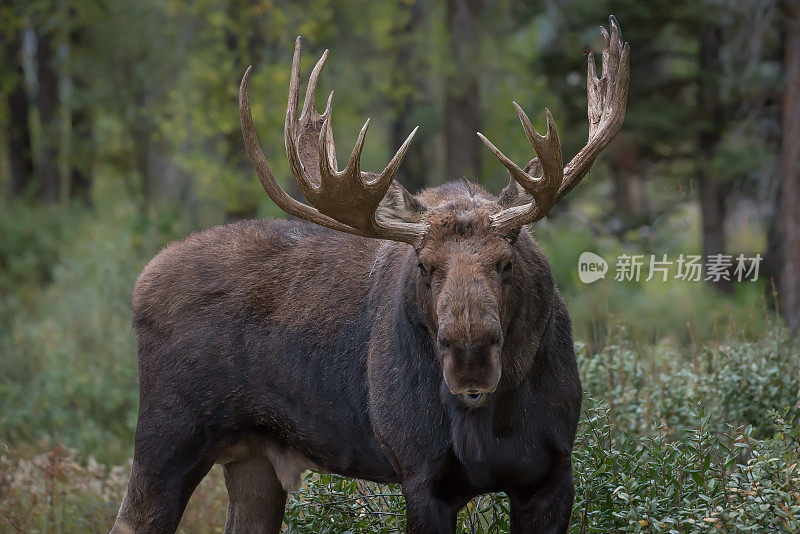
1,199,798,531
579,328,799,438
3,400,798,533
0,200,181,464
283,474,509,533
572,400,800,532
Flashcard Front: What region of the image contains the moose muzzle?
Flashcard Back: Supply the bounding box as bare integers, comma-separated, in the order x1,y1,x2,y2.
438,324,503,407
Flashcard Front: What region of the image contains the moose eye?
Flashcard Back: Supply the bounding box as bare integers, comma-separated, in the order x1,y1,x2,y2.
500,261,513,283
417,262,433,287
418,263,433,286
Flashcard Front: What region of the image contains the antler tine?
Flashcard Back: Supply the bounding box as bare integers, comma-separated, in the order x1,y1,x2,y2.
484,15,629,233
358,125,419,201
240,64,356,236
317,116,338,187
285,37,325,201
317,116,370,184
512,104,563,191
286,36,302,133
346,118,370,180
317,91,336,182
241,36,429,247
479,101,564,232
476,132,531,187
558,15,630,201
300,48,329,120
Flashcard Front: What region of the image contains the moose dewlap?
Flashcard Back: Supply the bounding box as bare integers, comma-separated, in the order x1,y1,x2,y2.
110,15,629,534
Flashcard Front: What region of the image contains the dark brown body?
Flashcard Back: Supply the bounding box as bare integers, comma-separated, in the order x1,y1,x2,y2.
111,15,632,531
111,181,581,533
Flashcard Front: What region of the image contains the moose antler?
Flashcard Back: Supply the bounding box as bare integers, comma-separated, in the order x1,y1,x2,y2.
240,37,429,246
479,15,630,233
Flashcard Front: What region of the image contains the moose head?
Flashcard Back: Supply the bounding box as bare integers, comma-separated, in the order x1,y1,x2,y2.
239,17,629,408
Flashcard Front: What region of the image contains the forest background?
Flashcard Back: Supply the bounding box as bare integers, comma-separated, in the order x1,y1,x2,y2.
1,0,800,531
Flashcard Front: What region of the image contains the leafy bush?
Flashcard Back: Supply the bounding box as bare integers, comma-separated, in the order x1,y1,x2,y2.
0,200,182,464
573,400,800,532
0,203,84,294
2,400,798,533
579,328,799,438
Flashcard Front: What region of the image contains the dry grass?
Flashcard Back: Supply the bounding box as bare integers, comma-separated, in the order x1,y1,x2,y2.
0,444,228,533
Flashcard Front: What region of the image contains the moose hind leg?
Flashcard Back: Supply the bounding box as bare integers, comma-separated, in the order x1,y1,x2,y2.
110,421,218,534
111,453,214,534
223,457,287,534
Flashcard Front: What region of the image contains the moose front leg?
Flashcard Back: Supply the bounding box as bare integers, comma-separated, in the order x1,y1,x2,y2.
401,477,459,534
508,462,574,534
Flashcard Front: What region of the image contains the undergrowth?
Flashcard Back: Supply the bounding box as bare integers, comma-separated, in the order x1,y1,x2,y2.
1,201,798,532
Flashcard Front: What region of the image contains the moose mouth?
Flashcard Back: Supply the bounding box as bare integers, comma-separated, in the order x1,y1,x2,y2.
461,392,485,406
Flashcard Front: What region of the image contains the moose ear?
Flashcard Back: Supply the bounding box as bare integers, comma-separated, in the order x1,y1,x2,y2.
498,158,542,208
376,181,427,225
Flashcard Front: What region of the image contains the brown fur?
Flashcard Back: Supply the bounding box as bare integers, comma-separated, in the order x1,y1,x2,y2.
111,179,581,534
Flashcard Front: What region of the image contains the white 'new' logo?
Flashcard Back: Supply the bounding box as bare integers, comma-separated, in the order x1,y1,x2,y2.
578,252,608,283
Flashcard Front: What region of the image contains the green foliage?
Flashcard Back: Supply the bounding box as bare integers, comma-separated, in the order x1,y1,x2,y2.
0,198,184,464
3,400,798,532
282,473,509,533
572,401,800,532
579,328,799,438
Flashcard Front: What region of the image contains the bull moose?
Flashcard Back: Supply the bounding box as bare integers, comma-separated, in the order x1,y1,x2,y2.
111,15,629,534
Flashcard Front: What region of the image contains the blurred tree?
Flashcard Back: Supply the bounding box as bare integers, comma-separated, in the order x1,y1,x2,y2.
0,5,33,198
35,20,61,202
697,23,733,292
66,5,92,206
387,0,435,193
781,0,800,330
445,0,484,180
89,0,187,212
541,0,707,226
222,0,266,221
545,2,780,275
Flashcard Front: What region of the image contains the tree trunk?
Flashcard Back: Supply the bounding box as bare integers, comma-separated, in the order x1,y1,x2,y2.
697,25,732,293
781,0,800,330
3,24,34,198
69,108,92,205
444,0,483,181
389,0,433,194
697,176,729,256
68,18,93,206
130,118,151,212
36,28,61,203
223,0,262,221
